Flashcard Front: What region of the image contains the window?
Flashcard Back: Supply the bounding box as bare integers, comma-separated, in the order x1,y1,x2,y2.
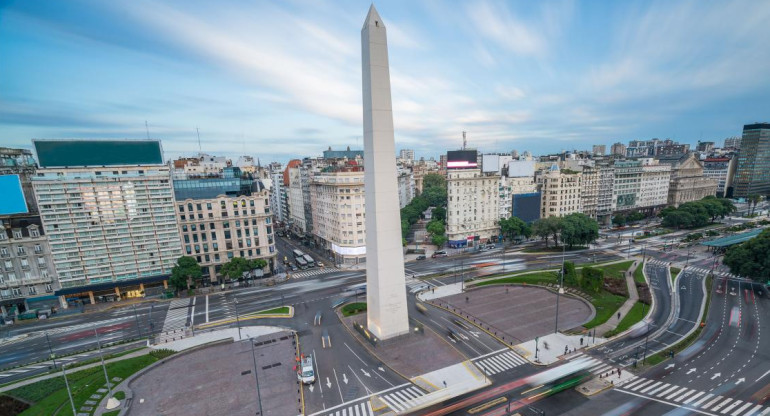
196,203,202,211
45,283,53,292
0,232,5,241
13,230,22,239
16,247,25,255
0,247,7,256
200,224,205,231
207,203,212,210
20,259,28,268
24,271,31,280
38,257,45,266
184,235,190,243
188,203,193,211
213,243,219,251
7,272,15,281
34,244,42,253
186,246,192,255
3,260,10,269
179,205,184,212
30,228,40,238
182,225,188,232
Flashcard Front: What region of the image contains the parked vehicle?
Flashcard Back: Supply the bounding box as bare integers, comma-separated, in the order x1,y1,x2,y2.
432,251,448,258
416,255,426,260
297,355,316,384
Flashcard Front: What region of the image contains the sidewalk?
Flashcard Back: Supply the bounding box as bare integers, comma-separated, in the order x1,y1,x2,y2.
514,332,607,365
153,325,288,352
0,349,150,394
401,361,490,412
593,260,640,337
417,282,463,301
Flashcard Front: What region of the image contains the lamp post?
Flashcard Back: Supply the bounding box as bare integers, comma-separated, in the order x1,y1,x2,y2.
249,338,264,415
94,328,114,403
234,295,242,340
45,331,57,369
61,363,77,416
554,242,566,334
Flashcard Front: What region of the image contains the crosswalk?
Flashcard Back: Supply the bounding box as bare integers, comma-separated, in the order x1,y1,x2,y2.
0,345,125,379
472,349,528,376
617,376,769,416
566,352,624,378
647,259,671,267
161,299,190,333
377,385,427,414
687,266,741,280
321,401,374,416
291,268,336,279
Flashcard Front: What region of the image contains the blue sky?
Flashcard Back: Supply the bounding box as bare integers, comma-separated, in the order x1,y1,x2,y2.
1,0,769,164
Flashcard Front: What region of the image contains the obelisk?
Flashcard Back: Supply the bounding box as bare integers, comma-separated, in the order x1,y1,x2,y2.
362,4,409,340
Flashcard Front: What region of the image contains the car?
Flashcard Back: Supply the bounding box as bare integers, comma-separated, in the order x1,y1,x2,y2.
485,244,496,250
290,265,298,271
297,355,316,384
431,251,448,258
416,255,426,260
317,262,325,268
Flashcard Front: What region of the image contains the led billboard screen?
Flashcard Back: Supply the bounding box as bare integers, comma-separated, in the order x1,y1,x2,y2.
0,175,29,215
447,150,478,169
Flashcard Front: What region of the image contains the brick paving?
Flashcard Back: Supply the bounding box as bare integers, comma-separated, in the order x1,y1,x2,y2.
442,285,592,343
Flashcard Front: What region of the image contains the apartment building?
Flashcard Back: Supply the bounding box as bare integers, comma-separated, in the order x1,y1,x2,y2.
537,164,582,219
286,160,306,235
612,159,671,214
580,165,600,219
595,162,616,225
267,162,285,224
447,169,500,248
173,167,275,283
31,139,182,305
310,166,366,264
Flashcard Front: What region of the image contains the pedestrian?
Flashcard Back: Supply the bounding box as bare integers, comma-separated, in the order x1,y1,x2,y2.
580,337,583,346
564,345,568,355
466,296,469,303
617,312,621,320
432,287,435,294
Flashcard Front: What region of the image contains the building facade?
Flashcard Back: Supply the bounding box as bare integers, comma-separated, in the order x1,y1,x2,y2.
286,160,306,235
396,167,415,209
733,123,770,198
398,149,415,161
0,217,61,316
580,165,600,219
446,169,500,247
595,162,616,224
310,167,366,265
703,157,737,198
31,139,182,305
659,154,718,207
267,162,285,224
592,145,606,156
173,167,275,283
611,142,627,156
537,165,582,219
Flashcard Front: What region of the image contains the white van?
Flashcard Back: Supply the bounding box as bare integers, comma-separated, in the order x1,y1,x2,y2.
297,355,316,384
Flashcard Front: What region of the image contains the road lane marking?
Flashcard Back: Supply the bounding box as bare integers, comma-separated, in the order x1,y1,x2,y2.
205,295,209,323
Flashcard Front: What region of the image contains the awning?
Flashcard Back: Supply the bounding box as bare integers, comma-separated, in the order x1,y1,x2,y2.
55,274,168,296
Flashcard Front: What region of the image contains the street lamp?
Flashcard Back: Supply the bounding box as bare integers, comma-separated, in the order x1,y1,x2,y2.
248,338,264,415
61,363,77,416
554,242,566,334
45,331,57,369
94,328,118,409
234,295,242,340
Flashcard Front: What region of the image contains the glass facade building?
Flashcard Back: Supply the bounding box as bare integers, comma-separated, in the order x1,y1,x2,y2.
734,123,770,198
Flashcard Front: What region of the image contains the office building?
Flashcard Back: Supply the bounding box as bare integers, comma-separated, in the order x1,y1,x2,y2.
285,160,305,235
611,142,627,156
398,149,415,161
723,136,741,150
612,159,671,213
267,163,286,224
31,139,182,305
696,141,715,153
173,167,275,282
703,157,737,198
733,123,770,198
592,145,606,156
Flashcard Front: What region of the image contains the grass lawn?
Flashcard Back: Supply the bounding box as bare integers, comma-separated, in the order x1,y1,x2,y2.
633,263,646,284
341,302,367,317
10,354,160,416
594,260,634,280
254,306,290,315
604,301,647,337
582,292,627,329
671,267,681,283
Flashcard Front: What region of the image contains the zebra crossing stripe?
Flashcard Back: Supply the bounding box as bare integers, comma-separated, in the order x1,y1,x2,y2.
701,395,724,410
711,398,733,412
723,400,744,415
691,393,714,407
628,379,656,391
648,383,671,395
671,388,696,402
658,385,680,399
639,381,663,393
620,377,647,390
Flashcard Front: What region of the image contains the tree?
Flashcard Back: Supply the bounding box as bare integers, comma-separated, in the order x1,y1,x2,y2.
500,216,531,241
627,211,645,223
432,206,446,222
249,258,268,270
532,216,562,247
422,186,447,208
431,234,448,247
748,194,762,216
580,267,604,293
170,256,202,291
422,173,446,191
426,219,447,248
560,213,599,249
220,257,252,281
612,214,626,227
723,229,770,282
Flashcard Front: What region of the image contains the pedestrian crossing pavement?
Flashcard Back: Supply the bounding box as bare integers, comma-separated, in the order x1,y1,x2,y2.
617,376,769,416
472,349,528,376
161,299,190,333
566,353,626,379
0,347,122,378
687,266,741,280
377,385,427,414
291,268,336,279
321,400,374,416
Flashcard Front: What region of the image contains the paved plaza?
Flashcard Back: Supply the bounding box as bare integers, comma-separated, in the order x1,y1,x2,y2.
439,285,594,344
127,330,300,416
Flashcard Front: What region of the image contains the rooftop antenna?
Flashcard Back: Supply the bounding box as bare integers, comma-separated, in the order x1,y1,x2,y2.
462,131,467,150
196,127,202,153
145,121,150,140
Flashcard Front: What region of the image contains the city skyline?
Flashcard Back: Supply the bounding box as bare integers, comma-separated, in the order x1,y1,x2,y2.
2,1,769,163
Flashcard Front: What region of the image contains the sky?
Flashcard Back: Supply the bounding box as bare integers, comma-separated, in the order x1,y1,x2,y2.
1,0,769,164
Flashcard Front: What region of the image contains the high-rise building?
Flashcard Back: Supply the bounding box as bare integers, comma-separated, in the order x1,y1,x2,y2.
398,149,415,161
696,141,715,153
172,167,275,283
733,123,770,198
595,162,616,224
267,163,285,224
285,160,305,235
310,165,366,265
703,157,737,198
611,142,627,156
611,159,671,213
31,139,182,305
396,167,415,208
446,169,500,247
580,165,600,219
592,145,606,156
723,136,741,150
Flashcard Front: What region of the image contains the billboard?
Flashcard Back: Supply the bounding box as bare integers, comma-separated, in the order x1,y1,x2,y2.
34,140,164,168
447,150,478,169
0,175,29,215
512,192,541,223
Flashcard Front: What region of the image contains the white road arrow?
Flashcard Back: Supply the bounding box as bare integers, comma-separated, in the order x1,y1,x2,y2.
308,385,315,393
735,378,745,385
361,369,371,377
378,367,385,372
687,368,697,375
711,373,721,380
342,374,348,384
665,364,675,370
326,377,332,389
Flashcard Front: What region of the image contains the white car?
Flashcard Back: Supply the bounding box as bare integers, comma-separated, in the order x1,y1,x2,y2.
297,355,315,384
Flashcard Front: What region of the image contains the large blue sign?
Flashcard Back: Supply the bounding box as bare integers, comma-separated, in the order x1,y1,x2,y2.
0,175,29,215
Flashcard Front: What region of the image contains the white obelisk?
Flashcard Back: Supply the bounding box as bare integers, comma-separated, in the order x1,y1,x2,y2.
362,4,409,340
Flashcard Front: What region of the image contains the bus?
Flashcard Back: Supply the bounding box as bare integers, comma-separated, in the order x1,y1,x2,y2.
293,249,305,259
295,257,308,269
522,357,593,398
303,254,315,267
